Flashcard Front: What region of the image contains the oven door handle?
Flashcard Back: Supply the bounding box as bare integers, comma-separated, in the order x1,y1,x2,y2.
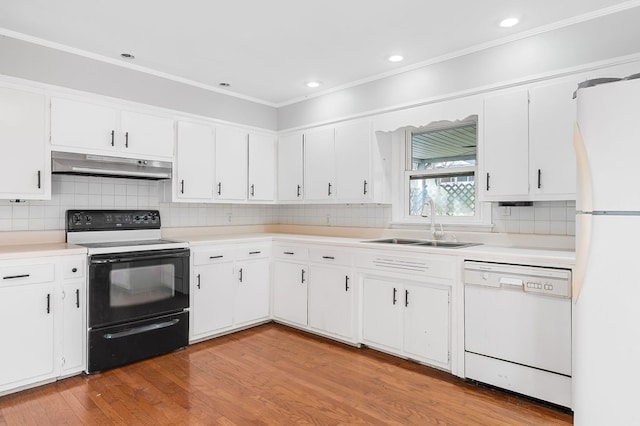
91,251,189,264
102,318,181,339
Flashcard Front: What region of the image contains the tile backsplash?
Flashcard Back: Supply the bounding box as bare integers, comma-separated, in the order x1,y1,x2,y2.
0,175,575,236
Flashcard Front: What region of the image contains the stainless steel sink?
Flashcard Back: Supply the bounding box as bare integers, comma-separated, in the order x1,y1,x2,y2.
365,238,424,244
364,238,480,249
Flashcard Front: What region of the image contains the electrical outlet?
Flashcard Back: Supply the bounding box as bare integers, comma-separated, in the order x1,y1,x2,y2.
501,206,511,216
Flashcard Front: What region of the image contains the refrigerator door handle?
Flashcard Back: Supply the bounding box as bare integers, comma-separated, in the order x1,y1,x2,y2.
573,123,593,214
573,124,592,303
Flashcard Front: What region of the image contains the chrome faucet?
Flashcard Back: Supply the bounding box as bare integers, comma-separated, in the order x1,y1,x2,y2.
421,197,444,240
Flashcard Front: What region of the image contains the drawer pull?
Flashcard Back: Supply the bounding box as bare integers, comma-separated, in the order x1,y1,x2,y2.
322,256,335,260
3,274,30,280
209,255,224,259
284,252,295,255
249,251,261,255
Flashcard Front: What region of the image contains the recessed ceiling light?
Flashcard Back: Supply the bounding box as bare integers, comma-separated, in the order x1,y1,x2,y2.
306,81,322,88
120,53,135,59
388,55,404,63
499,17,519,28
219,82,231,87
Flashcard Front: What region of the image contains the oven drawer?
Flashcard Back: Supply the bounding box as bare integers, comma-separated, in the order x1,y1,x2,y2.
0,262,55,287
88,310,188,373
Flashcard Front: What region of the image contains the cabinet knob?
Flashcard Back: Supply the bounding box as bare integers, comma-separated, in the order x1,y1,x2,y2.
72,267,78,273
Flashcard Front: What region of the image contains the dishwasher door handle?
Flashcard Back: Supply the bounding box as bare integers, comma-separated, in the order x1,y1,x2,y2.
499,277,524,289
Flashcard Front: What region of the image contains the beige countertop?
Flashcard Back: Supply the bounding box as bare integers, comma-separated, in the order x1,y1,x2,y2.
0,242,87,260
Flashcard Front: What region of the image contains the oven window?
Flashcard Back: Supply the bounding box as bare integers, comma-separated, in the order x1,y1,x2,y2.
110,263,176,307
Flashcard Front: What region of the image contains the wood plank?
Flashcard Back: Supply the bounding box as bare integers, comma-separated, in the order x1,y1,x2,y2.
0,324,572,425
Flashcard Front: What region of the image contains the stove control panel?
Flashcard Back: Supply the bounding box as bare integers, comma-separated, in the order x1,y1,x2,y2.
66,210,161,231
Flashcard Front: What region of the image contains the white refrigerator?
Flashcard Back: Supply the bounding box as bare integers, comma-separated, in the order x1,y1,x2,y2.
573,75,640,425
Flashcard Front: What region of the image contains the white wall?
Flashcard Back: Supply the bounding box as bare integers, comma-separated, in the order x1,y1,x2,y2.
277,7,640,130
0,37,278,130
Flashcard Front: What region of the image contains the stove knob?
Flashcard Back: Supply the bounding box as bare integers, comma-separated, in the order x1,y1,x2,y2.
85,214,92,223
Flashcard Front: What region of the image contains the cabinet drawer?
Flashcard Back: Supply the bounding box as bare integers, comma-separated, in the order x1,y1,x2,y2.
60,257,86,280
309,248,354,266
193,248,232,265
273,245,309,261
237,245,271,259
0,263,55,286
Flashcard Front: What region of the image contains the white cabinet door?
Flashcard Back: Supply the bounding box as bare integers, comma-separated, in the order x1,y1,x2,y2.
215,126,248,201
273,261,308,327
483,89,530,200
51,97,119,152
308,266,354,339
335,121,371,201
0,86,48,199
248,133,276,201
0,284,56,390
120,110,174,158
61,282,84,376
362,278,403,351
304,127,335,201
175,121,215,201
403,284,450,365
191,262,234,337
529,79,578,200
277,133,304,201
234,259,270,325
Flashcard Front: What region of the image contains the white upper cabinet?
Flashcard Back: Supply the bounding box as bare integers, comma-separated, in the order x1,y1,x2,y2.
335,120,372,202
483,78,580,202
297,119,389,204
304,127,336,201
248,133,276,201
119,110,174,158
0,85,50,200
50,97,174,160
529,78,579,200
175,120,215,201
482,89,530,201
277,132,304,201
215,126,248,201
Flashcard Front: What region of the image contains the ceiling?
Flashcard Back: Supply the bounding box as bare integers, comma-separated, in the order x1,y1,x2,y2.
0,0,636,106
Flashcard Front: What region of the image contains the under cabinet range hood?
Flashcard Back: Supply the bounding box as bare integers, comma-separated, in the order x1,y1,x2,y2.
51,151,172,180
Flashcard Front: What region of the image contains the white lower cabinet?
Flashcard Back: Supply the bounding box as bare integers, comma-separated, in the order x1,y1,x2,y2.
362,278,403,350
273,260,308,327
190,243,271,342
234,259,270,325
308,265,354,340
0,283,56,392
362,277,450,367
192,261,235,337
0,254,86,396
403,284,450,365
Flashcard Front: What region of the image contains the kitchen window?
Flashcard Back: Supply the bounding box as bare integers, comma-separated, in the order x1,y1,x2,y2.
400,118,485,225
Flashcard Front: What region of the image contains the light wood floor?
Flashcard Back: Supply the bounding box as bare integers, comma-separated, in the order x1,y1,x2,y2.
0,323,572,425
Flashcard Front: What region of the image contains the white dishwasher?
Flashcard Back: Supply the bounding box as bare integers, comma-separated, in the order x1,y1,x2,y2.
464,261,572,408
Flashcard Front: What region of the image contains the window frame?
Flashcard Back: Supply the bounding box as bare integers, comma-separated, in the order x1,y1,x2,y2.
391,120,491,228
